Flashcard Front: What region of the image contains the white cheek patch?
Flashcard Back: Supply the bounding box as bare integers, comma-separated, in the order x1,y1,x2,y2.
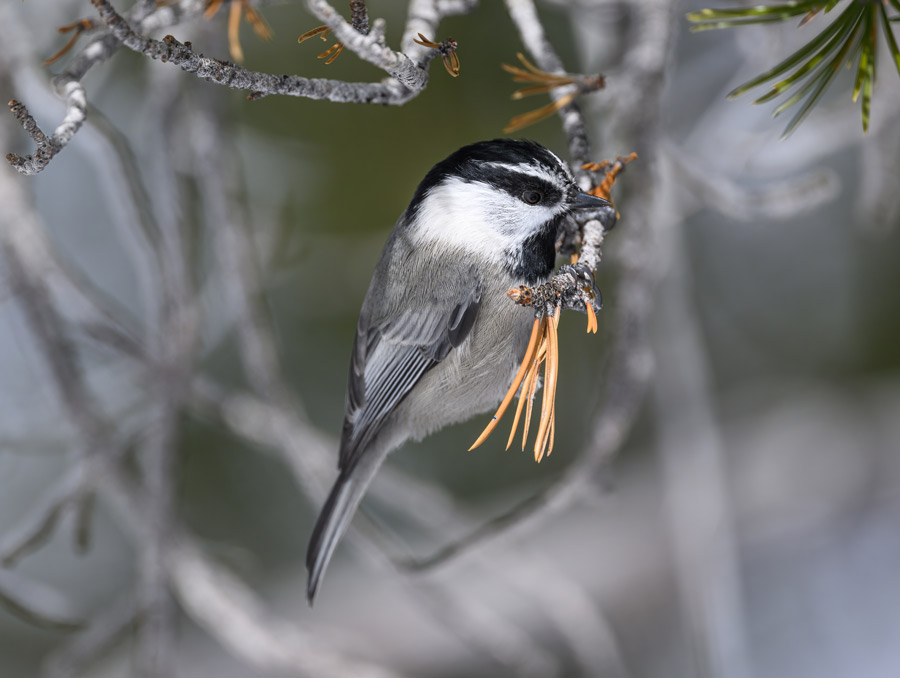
411,178,556,263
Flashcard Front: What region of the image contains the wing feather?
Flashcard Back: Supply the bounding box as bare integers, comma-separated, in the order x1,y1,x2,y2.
339,258,482,473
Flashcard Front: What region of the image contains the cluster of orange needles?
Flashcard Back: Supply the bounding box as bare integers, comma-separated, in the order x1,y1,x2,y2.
469,153,636,462
468,290,598,463
584,153,638,203
502,53,605,133
412,34,460,77
297,24,345,64
468,311,561,463
204,0,272,64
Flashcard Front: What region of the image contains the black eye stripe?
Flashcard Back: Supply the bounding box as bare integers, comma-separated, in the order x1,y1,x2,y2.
467,168,563,205
405,139,574,219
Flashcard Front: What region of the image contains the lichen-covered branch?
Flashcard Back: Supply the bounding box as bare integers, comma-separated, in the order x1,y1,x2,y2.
91,0,415,104
5,0,478,174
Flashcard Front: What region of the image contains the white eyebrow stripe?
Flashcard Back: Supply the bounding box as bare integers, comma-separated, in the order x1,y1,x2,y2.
482,161,564,188
545,148,575,182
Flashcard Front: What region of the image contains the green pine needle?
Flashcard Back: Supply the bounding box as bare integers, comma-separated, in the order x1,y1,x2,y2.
730,3,858,100
688,0,900,136
881,3,900,79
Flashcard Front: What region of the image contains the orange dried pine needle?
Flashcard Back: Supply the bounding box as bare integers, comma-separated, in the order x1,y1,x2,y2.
44,20,94,66
413,33,460,77
583,152,638,201
502,52,576,89
520,328,547,450
244,4,273,42
533,307,560,462
469,317,541,451
298,25,332,43
298,24,345,64
445,49,461,78
502,53,604,133
470,308,563,462
228,0,244,63
586,302,597,334
506,363,533,449
204,0,225,19
204,0,273,64
503,91,577,134
318,42,344,63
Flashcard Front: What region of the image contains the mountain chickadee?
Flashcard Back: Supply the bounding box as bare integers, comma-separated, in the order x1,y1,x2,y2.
307,138,611,602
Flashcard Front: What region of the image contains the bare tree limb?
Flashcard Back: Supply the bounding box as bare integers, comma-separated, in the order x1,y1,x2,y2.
44,595,142,678
0,570,84,632
167,538,401,678
91,0,417,104
5,0,479,174
95,464,402,678
0,452,123,568
3,0,147,176
500,551,629,678
132,66,200,678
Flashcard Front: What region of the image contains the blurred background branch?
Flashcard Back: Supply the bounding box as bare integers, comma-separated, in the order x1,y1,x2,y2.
687,0,900,135
2,1,900,678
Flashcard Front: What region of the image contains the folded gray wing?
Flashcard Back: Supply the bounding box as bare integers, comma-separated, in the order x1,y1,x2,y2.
340,280,481,473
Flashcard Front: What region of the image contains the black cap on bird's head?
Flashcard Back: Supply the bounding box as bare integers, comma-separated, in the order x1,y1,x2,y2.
404,139,610,284
407,139,610,217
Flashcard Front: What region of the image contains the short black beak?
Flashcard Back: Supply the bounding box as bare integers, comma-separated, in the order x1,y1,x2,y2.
572,191,612,210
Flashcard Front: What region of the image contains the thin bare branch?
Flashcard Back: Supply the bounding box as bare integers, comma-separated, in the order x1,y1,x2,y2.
167,538,401,678
0,570,84,632
504,0,593,186
190,88,286,402
94,465,401,678
132,67,199,678
0,455,103,567
412,583,561,677
6,0,475,174
44,595,142,678
91,0,415,104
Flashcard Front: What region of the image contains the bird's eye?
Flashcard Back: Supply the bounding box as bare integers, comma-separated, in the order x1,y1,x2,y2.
522,190,543,205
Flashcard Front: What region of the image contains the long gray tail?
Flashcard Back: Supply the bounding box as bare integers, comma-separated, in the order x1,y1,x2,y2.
306,467,373,604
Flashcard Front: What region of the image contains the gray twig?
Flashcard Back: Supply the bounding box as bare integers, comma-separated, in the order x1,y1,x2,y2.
91,0,416,104
132,66,198,678
97,465,401,678
44,595,142,678
0,570,84,632
0,454,114,568
5,0,479,174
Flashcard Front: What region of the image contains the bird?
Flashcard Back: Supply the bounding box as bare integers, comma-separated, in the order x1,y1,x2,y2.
306,138,611,603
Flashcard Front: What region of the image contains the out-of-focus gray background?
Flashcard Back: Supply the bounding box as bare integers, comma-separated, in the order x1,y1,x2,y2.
1,1,899,677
